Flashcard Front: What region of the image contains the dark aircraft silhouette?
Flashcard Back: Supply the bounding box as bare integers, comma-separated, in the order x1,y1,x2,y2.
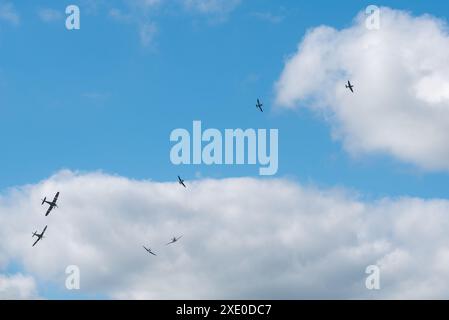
42,192,59,216
166,235,183,245
143,246,157,256
256,99,263,112
178,175,186,188
345,80,354,93
32,225,47,247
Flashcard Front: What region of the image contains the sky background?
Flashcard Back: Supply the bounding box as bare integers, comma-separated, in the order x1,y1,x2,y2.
2,0,449,299
1,0,448,198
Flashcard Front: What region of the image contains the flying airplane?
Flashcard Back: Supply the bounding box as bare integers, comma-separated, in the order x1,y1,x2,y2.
166,235,183,245
345,80,354,93
41,192,59,216
143,246,157,256
178,175,186,188
32,225,47,247
256,99,263,112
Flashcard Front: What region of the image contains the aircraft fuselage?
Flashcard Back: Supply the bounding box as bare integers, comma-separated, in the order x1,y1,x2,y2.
45,201,57,207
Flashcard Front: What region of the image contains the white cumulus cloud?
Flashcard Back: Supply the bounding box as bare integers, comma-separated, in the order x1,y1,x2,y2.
275,7,449,172
1,170,449,298
0,274,39,299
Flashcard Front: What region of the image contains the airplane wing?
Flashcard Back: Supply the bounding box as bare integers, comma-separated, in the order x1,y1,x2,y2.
32,237,40,247
41,226,48,236
52,192,60,204
166,240,174,245
180,181,186,188
45,206,53,216
177,235,183,240
350,86,354,93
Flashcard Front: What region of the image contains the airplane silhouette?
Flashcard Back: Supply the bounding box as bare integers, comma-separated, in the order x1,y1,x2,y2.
256,99,263,112
32,225,47,247
42,192,60,216
345,80,354,93
166,235,183,245
143,246,157,256
178,175,186,188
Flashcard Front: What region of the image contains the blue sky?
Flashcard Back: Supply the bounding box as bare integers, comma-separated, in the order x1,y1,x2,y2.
3,1,449,299
0,1,449,197
1,0,448,200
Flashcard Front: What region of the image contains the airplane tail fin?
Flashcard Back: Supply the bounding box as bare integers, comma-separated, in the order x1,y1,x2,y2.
41,197,46,205
32,231,37,237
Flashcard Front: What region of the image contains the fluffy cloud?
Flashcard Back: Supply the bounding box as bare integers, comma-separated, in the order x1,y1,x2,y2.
1,170,449,299
0,274,39,299
275,7,449,171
